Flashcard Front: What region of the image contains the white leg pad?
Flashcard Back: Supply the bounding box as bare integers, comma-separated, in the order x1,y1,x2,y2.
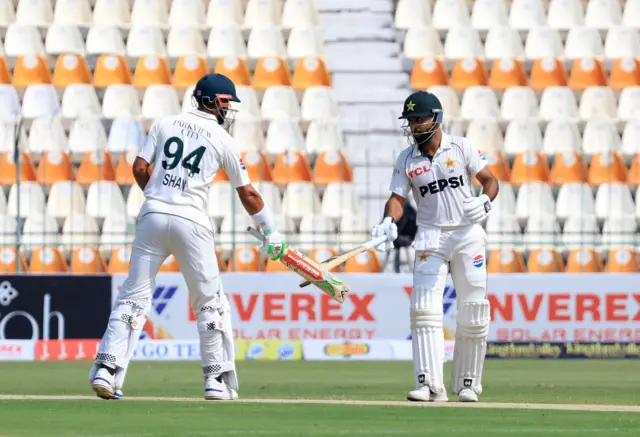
452,299,490,395
95,301,148,370
410,286,445,393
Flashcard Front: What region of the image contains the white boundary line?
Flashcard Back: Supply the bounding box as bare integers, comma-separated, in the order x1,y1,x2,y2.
0,395,639,413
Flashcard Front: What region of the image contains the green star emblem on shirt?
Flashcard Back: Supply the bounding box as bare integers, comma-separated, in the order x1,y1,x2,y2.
406,100,416,112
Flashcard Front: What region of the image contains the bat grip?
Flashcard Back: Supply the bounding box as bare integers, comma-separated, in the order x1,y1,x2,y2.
246,227,266,243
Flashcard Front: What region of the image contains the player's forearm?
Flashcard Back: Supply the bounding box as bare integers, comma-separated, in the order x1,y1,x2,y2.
480,176,499,202
237,185,264,216
383,194,405,223
132,158,150,191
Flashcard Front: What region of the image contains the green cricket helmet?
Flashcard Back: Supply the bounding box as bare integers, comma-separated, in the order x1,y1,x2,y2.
399,91,443,145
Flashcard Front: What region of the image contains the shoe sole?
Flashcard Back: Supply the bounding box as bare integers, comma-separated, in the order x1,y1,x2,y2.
92,383,114,400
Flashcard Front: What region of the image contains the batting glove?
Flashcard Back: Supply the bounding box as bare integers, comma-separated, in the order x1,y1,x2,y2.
260,230,287,261
371,217,398,252
463,194,492,224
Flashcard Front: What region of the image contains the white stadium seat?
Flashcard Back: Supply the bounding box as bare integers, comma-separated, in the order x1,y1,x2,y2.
504,120,543,155
563,214,600,249
524,27,563,60
509,0,547,30
460,86,500,120
466,120,504,152
282,182,322,219
127,26,167,58
7,182,46,218
4,24,45,56
623,0,640,28
61,84,102,119
103,85,142,118
582,120,620,155
395,0,431,29
15,0,52,26
618,87,640,121
254,181,283,215
86,181,126,219
108,118,146,153
93,0,131,27
543,120,582,154
0,215,17,246
208,182,233,220
234,86,261,121
565,27,605,60
444,26,484,60
207,0,243,27
491,182,517,215
0,0,15,29
484,26,524,60
428,86,461,119
131,0,169,27
22,215,60,251
101,214,134,253
523,214,561,250
578,87,617,121
515,182,556,221
261,86,300,121
601,216,636,248
86,26,126,56
54,0,92,27
167,27,206,58
621,120,640,159
485,212,523,249
45,25,86,55
245,0,280,28
539,87,579,122
141,85,180,120
247,26,287,59
47,181,86,219
27,117,68,154
403,26,444,59
126,184,146,219
556,183,596,221
301,87,339,123
231,119,265,152
431,0,470,30
265,119,305,154
548,0,584,30
68,118,108,155
298,214,337,251
60,214,100,251
500,87,539,121
604,26,640,59
595,183,635,219
321,182,360,219
287,27,325,59
169,0,206,29
472,0,508,30
22,84,61,118
0,85,21,121
207,26,247,58
283,0,321,28
306,121,344,153
585,0,622,29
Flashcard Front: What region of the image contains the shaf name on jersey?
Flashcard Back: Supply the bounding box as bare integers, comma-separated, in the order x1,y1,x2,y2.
162,174,187,191
419,175,464,197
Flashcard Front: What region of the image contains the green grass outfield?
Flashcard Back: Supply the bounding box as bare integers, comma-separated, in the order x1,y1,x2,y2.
0,360,638,436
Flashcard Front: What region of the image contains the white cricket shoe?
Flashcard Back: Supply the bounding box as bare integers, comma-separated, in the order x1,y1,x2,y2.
407,386,448,402
458,388,479,402
204,377,238,401
92,367,115,400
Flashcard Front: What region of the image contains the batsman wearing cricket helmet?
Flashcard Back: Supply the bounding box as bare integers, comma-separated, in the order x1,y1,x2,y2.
371,91,499,402
89,73,286,400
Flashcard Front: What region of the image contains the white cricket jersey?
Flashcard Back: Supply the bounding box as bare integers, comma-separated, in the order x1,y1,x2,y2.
137,110,251,231
389,133,487,229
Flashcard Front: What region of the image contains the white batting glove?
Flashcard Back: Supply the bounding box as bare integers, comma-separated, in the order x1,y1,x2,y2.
260,230,287,261
371,217,398,252
463,194,492,224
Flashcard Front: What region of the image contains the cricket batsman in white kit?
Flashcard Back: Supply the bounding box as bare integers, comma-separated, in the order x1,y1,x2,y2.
372,91,499,402
89,73,287,400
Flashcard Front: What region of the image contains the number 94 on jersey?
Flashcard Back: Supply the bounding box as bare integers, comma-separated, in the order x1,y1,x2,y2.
161,136,206,191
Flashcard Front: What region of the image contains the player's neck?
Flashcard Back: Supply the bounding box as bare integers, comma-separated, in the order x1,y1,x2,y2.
417,129,442,157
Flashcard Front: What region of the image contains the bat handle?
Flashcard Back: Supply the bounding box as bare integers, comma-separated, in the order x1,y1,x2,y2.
246,227,266,243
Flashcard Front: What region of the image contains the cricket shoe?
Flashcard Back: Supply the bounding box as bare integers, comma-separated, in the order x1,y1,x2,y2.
204,377,238,401
91,367,115,400
458,388,479,402
407,386,448,402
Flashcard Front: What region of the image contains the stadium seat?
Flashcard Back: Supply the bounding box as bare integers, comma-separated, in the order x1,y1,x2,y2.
114,151,135,185
272,151,313,184
486,212,523,250
569,58,608,90
459,86,500,120
515,182,555,220
261,86,300,121
53,55,92,89
287,27,324,59
566,249,604,272
93,55,132,88
504,120,543,156
489,58,528,90
547,0,585,30
450,58,488,90
487,249,526,273
12,56,50,91
298,214,336,251
585,0,622,29
529,58,568,91
578,87,617,119
466,120,504,152
265,119,305,154
68,118,108,157
208,181,236,220
100,214,134,253
85,25,126,56
47,181,86,219
588,151,628,185
254,57,292,90
427,86,461,118
253,181,282,215
471,0,508,30
218,215,256,253
229,247,262,272
622,121,640,159
282,182,321,219
611,57,640,91
582,120,621,156
108,117,144,155
131,0,168,27
563,214,600,249
500,87,538,121
524,27,563,60
491,182,516,215
103,85,142,118
245,0,280,28
5,23,45,57
26,116,67,155
411,58,448,89
133,56,172,88
539,87,578,122
432,0,470,30
169,0,206,29
60,214,100,252
556,183,596,222
173,56,209,89
167,27,206,58
484,26,524,60
213,56,251,86
604,26,640,59
306,121,344,154
628,155,640,185
93,0,131,26
0,85,21,121
523,214,561,250
76,150,116,184
37,151,73,185
0,151,37,185
605,248,638,272
345,250,382,273
108,247,131,274
30,247,68,273
283,0,321,28
594,183,635,219
618,87,640,121
234,86,261,121
0,61,11,87
337,213,370,247
0,214,17,246
601,215,637,248
510,0,547,30
45,25,85,56
565,27,605,60
240,151,273,182
231,119,265,152
444,26,484,60
510,151,551,185
126,184,145,219
482,150,511,181
527,249,565,272
23,84,61,119
542,120,582,155
306,248,340,272
207,26,247,59
61,84,101,119
403,27,444,60
54,0,92,26
292,57,331,89
86,181,126,219
70,247,107,274
314,151,353,185
0,247,28,273
207,0,243,27
21,214,60,252
141,85,180,120
550,151,588,185
321,182,360,219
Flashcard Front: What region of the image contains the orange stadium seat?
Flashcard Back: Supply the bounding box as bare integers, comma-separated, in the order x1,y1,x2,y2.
510,151,550,185
159,255,180,272
214,56,251,86
568,58,607,90
13,55,51,88
173,56,210,89
93,55,132,88
605,248,638,273
307,248,340,272
229,247,261,272
108,247,131,274
30,247,69,273
216,248,227,273
627,155,640,185
133,56,172,88
529,58,568,91
480,150,510,182
527,249,565,273
115,151,137,185
272,151,313,184
265,257,289,272
70,247,107,274
0,152,38,185
0,247,28,274
213,168,229,183
292,56,331,90
489,58,528,90
450,58,488,91
344,250,382,273
52,54,92,88
0,57,11,84
488,249,526,273
76,151,116,185
550,151,588,185
609,58,640,90
240,150,273,182
37,151,74,185
411,57,448,89
587,151,628,185
254,57,292,90
566,248,603,273
313,150,353,185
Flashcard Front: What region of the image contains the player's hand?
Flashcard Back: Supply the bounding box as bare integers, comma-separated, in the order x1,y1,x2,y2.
463,194,492,224
371,217,398,252
260,230,287,261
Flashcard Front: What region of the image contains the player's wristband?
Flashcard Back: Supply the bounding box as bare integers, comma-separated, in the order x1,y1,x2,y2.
250,206,276,233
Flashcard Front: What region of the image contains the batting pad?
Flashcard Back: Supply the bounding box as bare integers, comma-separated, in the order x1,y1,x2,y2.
410,286,445,393
452,299,491,395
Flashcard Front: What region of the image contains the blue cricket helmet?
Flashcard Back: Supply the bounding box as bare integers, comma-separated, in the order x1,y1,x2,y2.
193,73,241,125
